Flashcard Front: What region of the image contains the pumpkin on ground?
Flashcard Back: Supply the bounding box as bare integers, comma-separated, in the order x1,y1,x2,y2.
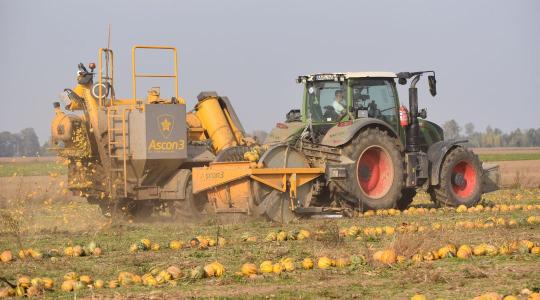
0,250,12,263
169,240,183,250
457,245,473,259
241,263,258,276
93,280,105,289
317,256,333,269
260,261,274,273
302,258,314,270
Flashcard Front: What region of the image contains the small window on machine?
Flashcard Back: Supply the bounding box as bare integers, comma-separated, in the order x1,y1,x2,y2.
351,79,398,127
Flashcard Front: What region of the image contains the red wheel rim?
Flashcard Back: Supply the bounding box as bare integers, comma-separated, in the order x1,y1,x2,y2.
451,161,477,198
356,146,394,199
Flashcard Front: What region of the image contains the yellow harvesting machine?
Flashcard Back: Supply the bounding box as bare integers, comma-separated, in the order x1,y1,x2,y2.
50,45,324,221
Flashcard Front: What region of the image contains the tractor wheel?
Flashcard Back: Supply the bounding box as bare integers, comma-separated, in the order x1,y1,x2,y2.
429,147,482,207
340,128,404,211
128,202,154,221
397,188,416,210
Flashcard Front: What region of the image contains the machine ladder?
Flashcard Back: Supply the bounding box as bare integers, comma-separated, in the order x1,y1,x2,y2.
107,106,130,198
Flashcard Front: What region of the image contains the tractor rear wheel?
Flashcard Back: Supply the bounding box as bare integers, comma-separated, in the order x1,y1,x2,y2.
340,128,404,211
429,147,482,207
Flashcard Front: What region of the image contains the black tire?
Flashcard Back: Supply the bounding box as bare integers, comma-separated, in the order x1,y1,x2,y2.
429,147,482,207
397,188,416,210
170,175,211,220
128,202,154,221
340,128,404,211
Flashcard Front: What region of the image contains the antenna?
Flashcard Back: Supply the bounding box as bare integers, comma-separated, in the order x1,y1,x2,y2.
107,24,111,50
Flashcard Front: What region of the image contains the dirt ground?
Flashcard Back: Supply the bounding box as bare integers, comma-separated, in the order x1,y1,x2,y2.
489,160,540,188
472,147,540,154
0,173,539,299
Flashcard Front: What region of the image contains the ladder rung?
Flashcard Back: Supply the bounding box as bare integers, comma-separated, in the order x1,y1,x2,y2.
109,141,123,145
110,168,124,172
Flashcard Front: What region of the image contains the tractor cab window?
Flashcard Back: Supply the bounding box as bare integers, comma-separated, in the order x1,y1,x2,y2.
350,79,398,127
306,81,346,122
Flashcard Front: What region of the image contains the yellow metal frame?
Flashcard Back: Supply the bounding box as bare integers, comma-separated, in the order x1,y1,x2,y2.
131,45,183,103
98,48,115,106
192,162,324,210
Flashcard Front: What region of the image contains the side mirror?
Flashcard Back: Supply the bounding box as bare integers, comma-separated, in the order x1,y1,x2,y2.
428,75,437,96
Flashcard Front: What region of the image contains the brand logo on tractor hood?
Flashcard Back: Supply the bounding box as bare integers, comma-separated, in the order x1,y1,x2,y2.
157,114,174,138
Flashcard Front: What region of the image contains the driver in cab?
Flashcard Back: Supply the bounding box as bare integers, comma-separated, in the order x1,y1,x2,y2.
332,90,346,114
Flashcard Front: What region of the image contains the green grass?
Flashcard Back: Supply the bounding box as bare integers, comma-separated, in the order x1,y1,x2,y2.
0,161,66,177
478,152,540,162
1,189,539,299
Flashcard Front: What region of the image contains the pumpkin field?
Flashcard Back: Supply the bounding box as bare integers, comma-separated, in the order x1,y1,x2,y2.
1,160,540,299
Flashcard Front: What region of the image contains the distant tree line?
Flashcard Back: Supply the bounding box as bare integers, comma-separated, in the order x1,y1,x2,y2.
0,128,52,157
0,123,538,157
442,120,540,147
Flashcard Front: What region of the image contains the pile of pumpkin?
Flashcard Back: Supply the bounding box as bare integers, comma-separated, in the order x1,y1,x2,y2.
411,291,540,300
129,236,227,253
376,239,540,265
0,276,54,298
0,261,227,296
0,242,102,264
340,215,539,240
238,257,301,277
264,229,311,242
63,242,103,257
358,203,540,218
472,291,540,300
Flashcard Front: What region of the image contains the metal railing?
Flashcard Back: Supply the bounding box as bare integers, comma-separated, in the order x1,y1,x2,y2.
131,45,183,103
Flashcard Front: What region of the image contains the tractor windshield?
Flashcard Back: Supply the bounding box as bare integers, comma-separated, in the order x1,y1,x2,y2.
350,79,398,127
305,81,346,123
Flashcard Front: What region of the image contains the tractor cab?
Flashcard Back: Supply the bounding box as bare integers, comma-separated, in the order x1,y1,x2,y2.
298,72,400,129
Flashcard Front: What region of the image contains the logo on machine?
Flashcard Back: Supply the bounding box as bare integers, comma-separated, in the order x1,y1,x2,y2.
157,114,174,138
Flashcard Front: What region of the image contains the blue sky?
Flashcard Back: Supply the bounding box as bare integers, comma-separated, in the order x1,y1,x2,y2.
1,0,539,143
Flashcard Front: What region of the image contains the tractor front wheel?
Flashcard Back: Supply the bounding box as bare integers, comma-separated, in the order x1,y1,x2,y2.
430,147,482,207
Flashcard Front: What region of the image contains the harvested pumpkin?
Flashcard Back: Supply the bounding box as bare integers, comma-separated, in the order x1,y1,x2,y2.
93,279,105,289
169,240,183,250
335,257,350,268
317,256,333,269
61,280,75,292
260,261,274,273
457,245,473,259
241,263,258,276
204,264,216,277
302,258,314,270
79,275,93,285
190,266,206,279
273,263,284,274
41,277,54,290
380,249,397,264
0,250,12,263
167,266,182,279
108,280,119,289
210,261,225,277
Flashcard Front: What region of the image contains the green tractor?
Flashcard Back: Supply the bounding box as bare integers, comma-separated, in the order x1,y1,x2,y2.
263,71,499,215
